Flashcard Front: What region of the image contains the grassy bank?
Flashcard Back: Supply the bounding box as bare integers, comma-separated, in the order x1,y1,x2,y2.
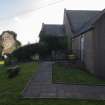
52,63,105,85
0,62,38,105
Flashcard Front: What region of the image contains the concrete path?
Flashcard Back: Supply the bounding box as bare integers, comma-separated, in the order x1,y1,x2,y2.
22,62,105,100
30,62,52,83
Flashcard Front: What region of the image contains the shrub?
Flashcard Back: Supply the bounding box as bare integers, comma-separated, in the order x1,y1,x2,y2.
7,65,20,78
11,43,40,62
4,57,11,66
68,53,78,63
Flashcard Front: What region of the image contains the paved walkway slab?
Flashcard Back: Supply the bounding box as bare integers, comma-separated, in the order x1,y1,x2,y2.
22,61,105,100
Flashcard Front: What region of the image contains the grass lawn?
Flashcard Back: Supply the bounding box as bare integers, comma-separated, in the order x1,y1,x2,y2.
52,63,105,85
0,62,105,105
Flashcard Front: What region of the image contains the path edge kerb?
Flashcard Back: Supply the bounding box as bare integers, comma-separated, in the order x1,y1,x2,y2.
21,63,40,97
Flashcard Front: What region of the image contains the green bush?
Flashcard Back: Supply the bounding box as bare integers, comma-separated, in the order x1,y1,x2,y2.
7,66,20,78
4,57,11,66
11,43,40,62
68,54,78,63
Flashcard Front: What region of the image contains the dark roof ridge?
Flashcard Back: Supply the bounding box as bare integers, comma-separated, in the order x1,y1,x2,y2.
77,11,101,33
43,24,63,26
65,9,102,36
39,23,65,37
65,9,75,33
93,8,105,24
75,9,105,35
65,9,101,12
72,9,105,38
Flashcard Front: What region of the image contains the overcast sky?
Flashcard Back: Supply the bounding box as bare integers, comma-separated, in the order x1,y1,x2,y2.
0,0,105,45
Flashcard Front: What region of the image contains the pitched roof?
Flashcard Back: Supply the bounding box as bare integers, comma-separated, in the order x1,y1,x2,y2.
40,24,65,37
65,10,101,36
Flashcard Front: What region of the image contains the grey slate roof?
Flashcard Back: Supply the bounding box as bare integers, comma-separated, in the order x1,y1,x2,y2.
40,24,65,37
66,10,101,36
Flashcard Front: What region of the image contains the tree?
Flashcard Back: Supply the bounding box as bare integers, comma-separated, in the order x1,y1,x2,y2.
11,43,40,62
0,30,21,56
16,40,21,49
40,35,68,53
